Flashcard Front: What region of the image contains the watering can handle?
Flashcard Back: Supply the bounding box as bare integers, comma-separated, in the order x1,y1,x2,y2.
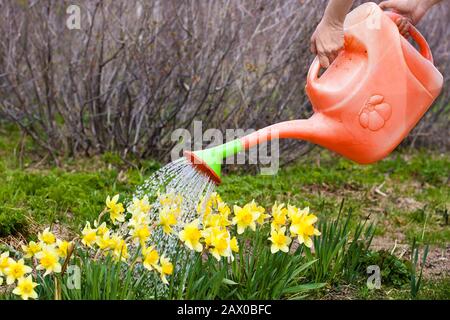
307,12,434,85
306,34,355,85
385,11,433,63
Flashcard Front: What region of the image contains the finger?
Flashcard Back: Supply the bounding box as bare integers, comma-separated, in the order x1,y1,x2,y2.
401,25,409,36
318,53,329,68
310,39,317,54
400,20,409,36
398,19,406,33
328,51,338,65
379,1,394,10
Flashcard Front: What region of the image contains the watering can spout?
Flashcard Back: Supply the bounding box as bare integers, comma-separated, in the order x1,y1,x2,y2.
240,113,340,150
184,113,344,185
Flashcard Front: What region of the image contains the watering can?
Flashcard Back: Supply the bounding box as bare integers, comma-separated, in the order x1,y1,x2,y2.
184,2,443,185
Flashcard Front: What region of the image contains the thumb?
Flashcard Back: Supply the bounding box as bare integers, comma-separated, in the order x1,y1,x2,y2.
379,1,394,10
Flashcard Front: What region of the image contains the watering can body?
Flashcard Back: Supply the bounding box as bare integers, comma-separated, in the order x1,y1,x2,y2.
304,2,443,164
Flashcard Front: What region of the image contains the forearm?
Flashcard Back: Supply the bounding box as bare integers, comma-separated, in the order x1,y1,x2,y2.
322,0,354,26
420,0,442,10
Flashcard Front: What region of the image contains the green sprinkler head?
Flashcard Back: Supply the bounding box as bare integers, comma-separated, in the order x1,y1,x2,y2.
184,139,243,185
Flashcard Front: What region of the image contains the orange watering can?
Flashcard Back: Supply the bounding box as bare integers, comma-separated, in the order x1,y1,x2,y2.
184,2,443,185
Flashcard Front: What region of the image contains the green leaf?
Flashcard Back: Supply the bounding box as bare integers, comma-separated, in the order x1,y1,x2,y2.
283,282,326,294
222,278,239,285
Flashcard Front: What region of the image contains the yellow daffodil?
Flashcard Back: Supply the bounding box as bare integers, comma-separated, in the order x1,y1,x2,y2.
209,230,231,261
289,206,321,248
81,222,97,247
271,202,288,230
159,192,182,208
107,233,122,249
38,227,56,245
218,200,230,215
5,259,32,285
203,214,221,228
245,201,268,225
197,192,221,217
142,246,159,271
217,202,232,227
230,236,239,253
268,226,292,253
12,275,38,300
21,241,42,259
0,252,12,276
159,207,177,234
96,232,113,250
129,224,151,246
94,221,109,237
105,194,125,224
158,255,173,285
56,239,71,258
179,219,203,252
112,238,129,261
35,247,61,276
232,205,260,234
128,196,151,215
201,226,219,248
128,210,150,229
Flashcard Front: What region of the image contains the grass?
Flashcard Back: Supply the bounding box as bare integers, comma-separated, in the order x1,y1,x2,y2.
0,124,448,299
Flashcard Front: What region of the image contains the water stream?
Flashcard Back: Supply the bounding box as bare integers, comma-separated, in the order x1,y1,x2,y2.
132,157,216,260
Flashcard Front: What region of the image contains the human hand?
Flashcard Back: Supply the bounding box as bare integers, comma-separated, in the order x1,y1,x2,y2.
310,19,345,68
379,0,438,36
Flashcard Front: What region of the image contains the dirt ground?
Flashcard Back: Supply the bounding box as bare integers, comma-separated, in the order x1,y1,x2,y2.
371,236,449,279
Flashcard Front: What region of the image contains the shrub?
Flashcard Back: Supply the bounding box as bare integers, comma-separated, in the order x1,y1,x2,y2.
1,1,447,163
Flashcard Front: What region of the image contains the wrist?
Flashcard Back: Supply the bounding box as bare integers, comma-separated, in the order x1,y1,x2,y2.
420,0,438,11
321,15,344,29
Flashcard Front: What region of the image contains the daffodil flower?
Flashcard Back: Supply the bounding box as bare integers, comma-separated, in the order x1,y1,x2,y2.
96,232,113,250
204,214,223,228
209,230,232,261
105,194,125,224
159,192,182,208
129,224,151,246
38,227,56,245
81,222,97,247
159,207,177,234
35,247,62,276
288,206,321,248
271,202,288,230
246,201,268,225
232,205,260,234
230,237,239,253
158,255,173,285
21,241,42,259
142,246,159,271
112,238,129,261
128,196,151,215
179,219,203,252
94,221,109,237
5,259,32,285
0,252,12,276
218,201,231,217
56,239,71,258
268,227,292,253
12,275,38,300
